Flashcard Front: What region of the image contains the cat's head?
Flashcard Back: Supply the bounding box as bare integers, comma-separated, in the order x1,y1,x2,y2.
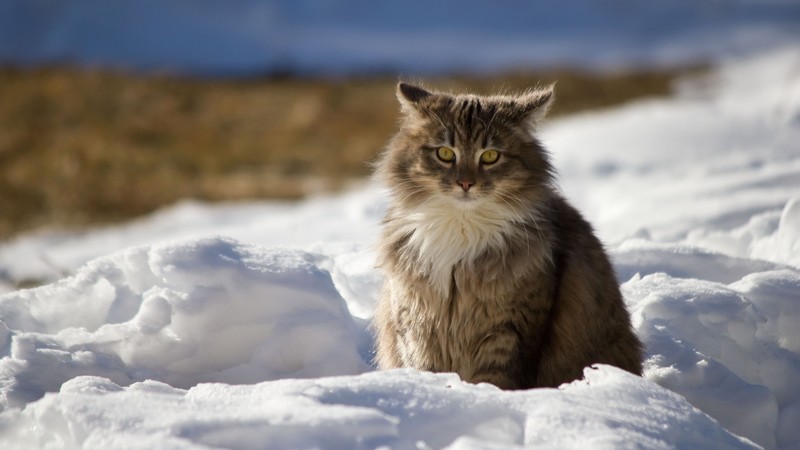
378,82,556,213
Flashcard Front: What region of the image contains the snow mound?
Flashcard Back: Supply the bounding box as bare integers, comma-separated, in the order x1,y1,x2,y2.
1,234,797,448
0,188,385,292
547,47,800,245
0,237,370,410
688,199,800,269
0,367,756,449
624,268,800,449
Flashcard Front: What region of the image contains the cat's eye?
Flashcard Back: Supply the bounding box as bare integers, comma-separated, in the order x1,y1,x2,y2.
436,146,456,163
480,150,500,165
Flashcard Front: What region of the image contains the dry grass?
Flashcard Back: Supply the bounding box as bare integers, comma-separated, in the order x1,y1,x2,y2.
0,67,685,239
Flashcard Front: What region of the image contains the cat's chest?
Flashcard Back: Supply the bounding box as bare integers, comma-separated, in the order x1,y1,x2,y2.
411,210,507,259
399,207,516,295
402,269,538,374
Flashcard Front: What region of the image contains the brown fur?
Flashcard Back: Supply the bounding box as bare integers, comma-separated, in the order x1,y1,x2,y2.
374,82,643,389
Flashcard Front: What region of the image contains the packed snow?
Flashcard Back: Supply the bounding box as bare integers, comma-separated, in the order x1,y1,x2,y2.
2,0,799,76
0,367,757,450
1,45,800,450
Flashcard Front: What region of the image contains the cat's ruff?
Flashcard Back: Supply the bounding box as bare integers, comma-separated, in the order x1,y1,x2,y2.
387,195,546,296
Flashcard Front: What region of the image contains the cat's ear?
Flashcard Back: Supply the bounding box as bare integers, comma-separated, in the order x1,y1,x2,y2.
396,82,433,115
398,82,432,103
518,84,555,128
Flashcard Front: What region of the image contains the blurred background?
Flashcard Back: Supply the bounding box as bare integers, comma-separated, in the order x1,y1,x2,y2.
1,0,798,239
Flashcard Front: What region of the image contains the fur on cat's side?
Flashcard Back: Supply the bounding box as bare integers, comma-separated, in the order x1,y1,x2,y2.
373,82,643,389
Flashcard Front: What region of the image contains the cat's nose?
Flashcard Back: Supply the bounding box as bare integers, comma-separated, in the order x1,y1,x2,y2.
458,180,474,192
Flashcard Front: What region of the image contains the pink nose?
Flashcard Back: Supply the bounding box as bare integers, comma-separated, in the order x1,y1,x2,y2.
458,180,474,192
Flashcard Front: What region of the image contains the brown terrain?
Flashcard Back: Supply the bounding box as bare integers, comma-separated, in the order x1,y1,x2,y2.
0,67,686,239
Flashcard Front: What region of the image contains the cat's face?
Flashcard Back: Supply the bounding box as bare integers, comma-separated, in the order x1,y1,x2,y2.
379,83,555,212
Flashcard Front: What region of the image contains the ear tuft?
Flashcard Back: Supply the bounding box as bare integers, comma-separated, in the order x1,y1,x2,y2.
520,84,555,126
397,82,432,104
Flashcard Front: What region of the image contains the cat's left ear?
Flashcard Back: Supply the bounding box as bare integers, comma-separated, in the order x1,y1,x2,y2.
396,82,434,116
518,84,555,128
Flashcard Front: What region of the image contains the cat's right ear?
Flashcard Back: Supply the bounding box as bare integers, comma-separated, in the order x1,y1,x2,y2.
397,82,433,115
398,82,432,103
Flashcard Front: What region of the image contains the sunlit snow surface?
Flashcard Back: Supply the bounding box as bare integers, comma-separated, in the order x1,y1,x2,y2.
1,49,799,449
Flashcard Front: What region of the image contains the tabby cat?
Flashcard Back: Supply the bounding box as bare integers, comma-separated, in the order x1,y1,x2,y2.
373,82,643,389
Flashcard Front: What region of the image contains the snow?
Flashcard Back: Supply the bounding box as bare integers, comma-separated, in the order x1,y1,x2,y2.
1,37,800,450
1,0,799,76
0,368,756,449
0,238,371,412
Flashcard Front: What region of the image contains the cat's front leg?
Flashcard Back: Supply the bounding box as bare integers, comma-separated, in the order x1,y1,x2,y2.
470,370,517,390
462,324,526,389
373,289,403,369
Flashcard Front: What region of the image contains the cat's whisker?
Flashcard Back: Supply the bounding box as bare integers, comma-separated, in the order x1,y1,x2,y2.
388,180,424,195
388,180,436,202
423,105,450,138
502,192,542,253
493,192,532,258
387,180,423,191
485,105,500,137
394,187,432,209
504,191,548,250
405,195,443,219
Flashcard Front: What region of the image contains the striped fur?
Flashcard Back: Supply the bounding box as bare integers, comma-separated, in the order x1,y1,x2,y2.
374,83,643,389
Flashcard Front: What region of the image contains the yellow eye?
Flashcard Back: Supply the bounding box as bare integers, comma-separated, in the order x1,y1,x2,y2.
480,150,500,164
436,146,455,162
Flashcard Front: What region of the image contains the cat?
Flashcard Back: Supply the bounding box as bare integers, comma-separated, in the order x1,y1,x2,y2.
373,82,643,389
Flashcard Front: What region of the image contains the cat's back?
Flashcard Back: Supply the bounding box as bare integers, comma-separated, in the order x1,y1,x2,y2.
532,194,643,386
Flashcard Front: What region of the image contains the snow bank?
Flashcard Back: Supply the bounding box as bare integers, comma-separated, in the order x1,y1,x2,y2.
0,367,756,449
2,234,794,448
546,47,800,246
0,237,370,410
622,267,800,449
0,188,384,294
1,0,799,75
688,199,800,269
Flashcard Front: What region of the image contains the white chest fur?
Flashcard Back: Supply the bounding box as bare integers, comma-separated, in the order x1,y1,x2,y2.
392,199,522,296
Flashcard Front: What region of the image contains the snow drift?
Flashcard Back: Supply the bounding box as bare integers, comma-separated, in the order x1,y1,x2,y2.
0,367,757,449
1,233,797,448
0,238,370,411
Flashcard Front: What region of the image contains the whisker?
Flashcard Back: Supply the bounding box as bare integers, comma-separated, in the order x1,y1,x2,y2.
485,105,500,136
394,186,430,207
423,106,450,139
499,191,547,249
494,193,531,258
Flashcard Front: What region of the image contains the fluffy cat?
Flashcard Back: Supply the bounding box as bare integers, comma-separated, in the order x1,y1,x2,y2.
373,82,643,389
